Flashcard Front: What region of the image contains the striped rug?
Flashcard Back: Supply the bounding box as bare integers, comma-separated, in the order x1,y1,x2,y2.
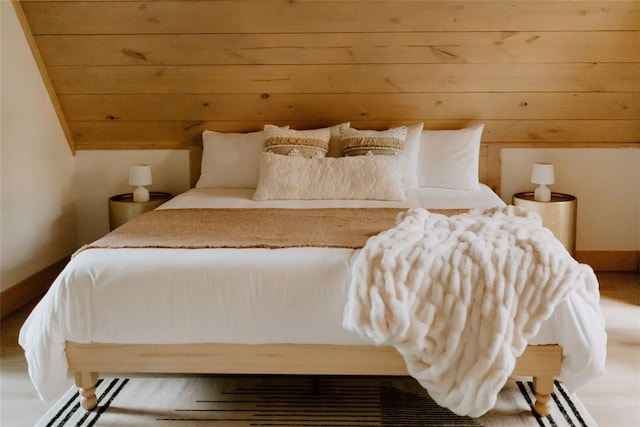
38,375,597,426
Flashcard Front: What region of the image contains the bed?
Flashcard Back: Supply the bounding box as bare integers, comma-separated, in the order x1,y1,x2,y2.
19,123,606,418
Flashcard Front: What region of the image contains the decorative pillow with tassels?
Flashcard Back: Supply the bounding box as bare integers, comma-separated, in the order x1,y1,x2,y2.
263,124,331,158
340,126,407,157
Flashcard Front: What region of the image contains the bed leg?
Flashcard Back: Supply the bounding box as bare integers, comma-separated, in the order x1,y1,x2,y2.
532,375,554,417
75,371,99,410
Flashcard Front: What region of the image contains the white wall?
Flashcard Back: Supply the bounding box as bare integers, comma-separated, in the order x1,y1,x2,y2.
501,148,640,251
1,2,77,291
1,4,191,292
74,150,190,245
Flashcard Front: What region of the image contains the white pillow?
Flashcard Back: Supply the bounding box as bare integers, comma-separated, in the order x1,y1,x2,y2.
417,124,484,190
253,152,406,201
196,129,285,189
399,122,424,190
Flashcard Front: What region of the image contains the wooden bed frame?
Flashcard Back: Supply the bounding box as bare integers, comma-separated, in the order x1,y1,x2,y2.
65,142,560,417
67,342,561,416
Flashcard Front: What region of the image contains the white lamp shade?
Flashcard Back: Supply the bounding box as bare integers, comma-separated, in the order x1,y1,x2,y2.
531,163,555,185
129,165,152,186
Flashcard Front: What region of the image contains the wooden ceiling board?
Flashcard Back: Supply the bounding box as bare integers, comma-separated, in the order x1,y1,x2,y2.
12,0,640,153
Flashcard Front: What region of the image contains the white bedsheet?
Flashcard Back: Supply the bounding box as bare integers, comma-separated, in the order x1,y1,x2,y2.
19,186,606,402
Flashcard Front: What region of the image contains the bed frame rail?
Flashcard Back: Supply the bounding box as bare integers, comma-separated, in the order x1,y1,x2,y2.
66,342,560,416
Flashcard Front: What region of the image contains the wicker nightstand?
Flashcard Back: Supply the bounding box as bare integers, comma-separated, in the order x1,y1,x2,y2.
512,192,577,256
108,192,172,230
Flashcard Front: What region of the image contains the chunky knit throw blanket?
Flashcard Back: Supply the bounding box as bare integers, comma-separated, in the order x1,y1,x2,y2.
343,206,600,417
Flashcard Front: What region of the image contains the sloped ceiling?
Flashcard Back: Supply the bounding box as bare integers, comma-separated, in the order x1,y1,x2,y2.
13,0,640,153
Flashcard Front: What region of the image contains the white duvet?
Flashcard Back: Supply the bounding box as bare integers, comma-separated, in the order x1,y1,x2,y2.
19,187,606,404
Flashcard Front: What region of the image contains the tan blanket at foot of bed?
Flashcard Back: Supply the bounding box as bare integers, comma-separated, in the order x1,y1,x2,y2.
75,208,468,254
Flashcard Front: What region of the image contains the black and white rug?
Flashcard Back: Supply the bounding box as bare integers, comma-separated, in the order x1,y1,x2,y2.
38,375,597,426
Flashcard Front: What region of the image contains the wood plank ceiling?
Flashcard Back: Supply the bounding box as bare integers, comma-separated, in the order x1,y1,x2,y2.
14,0,640,152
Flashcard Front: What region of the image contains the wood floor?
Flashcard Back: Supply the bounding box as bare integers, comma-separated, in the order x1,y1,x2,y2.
1,272,638,426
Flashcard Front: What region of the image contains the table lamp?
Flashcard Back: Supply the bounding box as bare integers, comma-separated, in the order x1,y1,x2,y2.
129,165,152,202
531,163,554,202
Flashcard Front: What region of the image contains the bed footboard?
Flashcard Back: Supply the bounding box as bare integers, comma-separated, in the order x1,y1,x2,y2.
67,342,561,415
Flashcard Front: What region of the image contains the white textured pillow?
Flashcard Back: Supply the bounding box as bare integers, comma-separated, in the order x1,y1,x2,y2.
418,124,484,190
196,128,286,189
253,152,406,201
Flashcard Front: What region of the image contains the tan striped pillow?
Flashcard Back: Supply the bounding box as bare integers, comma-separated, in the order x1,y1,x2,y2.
264,124,331,158
340,126,407,156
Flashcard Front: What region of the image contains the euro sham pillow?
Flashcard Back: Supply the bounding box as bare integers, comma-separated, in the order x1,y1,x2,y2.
340,126,407,157
417,124,484,190
197,128,285,189
264,124,331,158
253,152,406,201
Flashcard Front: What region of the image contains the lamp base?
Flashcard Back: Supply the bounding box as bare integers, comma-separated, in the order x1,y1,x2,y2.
534,185,551,202
133,186,150,202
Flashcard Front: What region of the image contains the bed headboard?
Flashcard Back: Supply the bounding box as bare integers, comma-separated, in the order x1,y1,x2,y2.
189,141,500,193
